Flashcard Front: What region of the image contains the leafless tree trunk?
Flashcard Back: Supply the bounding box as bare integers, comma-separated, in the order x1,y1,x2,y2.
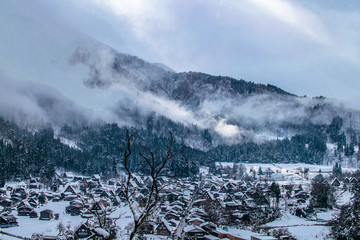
123,130,181,240
77,194,123,239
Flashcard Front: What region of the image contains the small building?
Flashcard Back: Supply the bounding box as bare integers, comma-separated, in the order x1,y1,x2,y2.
0,214,18,228
28,198,39,208
200,222,217,232
138,222,155,235
66,205,82,216
39,209,54,220
90,202,105,214
29,210,38,218
184,225,207,239
17,205,34,216
188,218,205,226
350,177,358,184
75,223,93,239
64,185,77,195
155,220,172,236
0,199,12,207
331,178,341,187
164,211,181,221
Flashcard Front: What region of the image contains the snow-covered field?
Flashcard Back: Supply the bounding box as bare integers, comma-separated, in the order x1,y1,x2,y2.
214,162,357,240
3,202,83,238
0,202,133,239
263,214,331,240
217,161,357,181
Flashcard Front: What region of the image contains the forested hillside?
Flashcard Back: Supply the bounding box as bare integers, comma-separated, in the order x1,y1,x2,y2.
1,113,359,186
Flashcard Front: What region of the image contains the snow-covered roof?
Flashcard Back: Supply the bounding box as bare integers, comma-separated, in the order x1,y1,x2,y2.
188,217,205,223
204,235,220,240
184,225,206,233
94,228,110,238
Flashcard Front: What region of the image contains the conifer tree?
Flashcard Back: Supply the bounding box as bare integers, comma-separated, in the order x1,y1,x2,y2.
331,182,360,239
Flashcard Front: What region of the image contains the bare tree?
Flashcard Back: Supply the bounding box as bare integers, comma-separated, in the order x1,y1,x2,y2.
123,130,182,240
75,194,124,239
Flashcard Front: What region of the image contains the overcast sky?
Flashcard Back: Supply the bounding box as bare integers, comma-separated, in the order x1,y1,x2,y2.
3,0,360,109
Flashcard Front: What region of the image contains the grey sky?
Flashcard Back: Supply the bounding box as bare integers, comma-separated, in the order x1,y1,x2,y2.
2,0,360,109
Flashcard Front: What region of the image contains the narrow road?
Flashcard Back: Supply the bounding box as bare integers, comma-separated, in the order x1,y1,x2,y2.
0,230,30,240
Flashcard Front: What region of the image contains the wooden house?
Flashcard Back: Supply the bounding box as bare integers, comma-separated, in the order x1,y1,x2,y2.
200,222,217,233
17,205,33,216
155,220,172,236
209,185,218,192
224,194,234,202
219,186,228,193
0,214,18,228
39,209,54,220
138,222,155,235
117,190,127,201
184,225,207,239
170,204,183,213
171,200,185,208
111,196,121,206
90,201,105,214
64,185,77,195
350,177,358,184
29,210,38,218
75,223,93,239
100,191,110,198
201,191,214,201
167,192,179,202
0,199,12,207
66,205,82,216
164,211,181,221
28,198,39,208
188,217,205,226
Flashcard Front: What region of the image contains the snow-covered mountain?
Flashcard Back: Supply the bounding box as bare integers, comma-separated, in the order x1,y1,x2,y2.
1,1,359,143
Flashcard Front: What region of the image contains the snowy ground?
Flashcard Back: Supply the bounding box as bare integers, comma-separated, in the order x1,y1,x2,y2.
263,213,331,240
336,190,352,205
2,162,357,239
215,162,356,240
217,162,357,183
0,202,133,240
1,202,83,239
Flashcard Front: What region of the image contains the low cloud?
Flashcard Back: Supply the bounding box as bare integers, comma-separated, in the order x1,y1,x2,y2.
0,74,94,129
67,45,360,143
215,119,240,137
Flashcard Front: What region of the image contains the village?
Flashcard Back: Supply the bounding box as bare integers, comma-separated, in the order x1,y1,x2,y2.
0,162,357,240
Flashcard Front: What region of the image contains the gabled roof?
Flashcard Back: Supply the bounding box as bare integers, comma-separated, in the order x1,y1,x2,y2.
63,184,77,194
331,178,341,186
200,221,216,229
40,209,53,213
350,177,358,183
155,219,172,233
184,225,206,233
170,200,185,207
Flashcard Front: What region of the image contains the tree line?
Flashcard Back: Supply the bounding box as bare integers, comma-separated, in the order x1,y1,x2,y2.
0,115,359,186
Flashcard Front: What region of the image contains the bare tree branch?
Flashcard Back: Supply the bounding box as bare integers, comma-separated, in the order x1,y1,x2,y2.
123,130,181,240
